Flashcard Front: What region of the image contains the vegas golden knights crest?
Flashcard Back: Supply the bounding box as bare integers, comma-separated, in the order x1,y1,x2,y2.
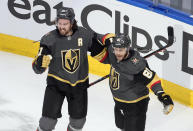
110,67,120,90
61,49,80,73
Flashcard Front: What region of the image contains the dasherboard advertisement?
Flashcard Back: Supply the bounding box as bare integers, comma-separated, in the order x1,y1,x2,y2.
1,0,193,90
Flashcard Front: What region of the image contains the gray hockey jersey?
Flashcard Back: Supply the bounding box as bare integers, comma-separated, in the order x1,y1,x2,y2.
97,45,163,103
33,27,102,86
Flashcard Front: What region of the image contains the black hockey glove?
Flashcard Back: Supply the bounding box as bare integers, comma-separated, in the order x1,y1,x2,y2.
157,91,174,115
104,37,113,47
37,55,52,68
102,33,115,47
33,55,52,73
32,55,45,74
35,55,46,70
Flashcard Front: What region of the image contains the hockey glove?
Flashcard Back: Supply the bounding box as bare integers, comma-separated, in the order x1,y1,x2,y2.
41,55,52,68
36,55,52,68
157,91,174,115
102,33,115,47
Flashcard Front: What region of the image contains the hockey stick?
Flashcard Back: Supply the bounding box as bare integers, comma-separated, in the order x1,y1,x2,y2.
89,26,174,87
89,74,110,87
135,48,175,54
144,26,174,59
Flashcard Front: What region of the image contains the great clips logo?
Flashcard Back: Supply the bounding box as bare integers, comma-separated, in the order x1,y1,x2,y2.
8,0,63,25
8,1,193,75
81,4,170,61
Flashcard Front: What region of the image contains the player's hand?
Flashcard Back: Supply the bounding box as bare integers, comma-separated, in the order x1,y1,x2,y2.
157,92,174,115
41,55,52,68
36,55,52,68
103,33,115,47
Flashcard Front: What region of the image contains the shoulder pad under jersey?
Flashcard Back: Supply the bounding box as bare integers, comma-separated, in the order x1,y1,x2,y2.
40,30,57,47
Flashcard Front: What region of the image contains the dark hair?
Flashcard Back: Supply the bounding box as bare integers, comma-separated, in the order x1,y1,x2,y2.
72,20,78,32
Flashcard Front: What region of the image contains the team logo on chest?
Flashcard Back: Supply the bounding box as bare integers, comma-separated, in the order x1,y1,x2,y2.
110,67,120,90
61,49,80,73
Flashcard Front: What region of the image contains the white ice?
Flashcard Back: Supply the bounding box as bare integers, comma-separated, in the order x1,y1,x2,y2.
0,51,193,131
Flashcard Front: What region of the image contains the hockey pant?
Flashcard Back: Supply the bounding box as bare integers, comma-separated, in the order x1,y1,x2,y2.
114,97,149,131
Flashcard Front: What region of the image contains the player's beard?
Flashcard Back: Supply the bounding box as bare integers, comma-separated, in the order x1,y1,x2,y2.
58,27,72,36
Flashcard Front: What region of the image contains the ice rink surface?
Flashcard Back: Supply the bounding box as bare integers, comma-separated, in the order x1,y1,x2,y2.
0,51,193,131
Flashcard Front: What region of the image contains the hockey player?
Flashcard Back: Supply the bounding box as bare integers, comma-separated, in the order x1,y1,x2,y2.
32,7,104,131
92,33,174,131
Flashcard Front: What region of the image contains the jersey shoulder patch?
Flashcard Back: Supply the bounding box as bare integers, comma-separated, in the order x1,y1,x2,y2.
130,57,140,65
129,50,146,73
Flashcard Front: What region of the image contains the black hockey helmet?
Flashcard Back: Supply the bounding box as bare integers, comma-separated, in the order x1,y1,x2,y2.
112,34,131,48
56,7,75,22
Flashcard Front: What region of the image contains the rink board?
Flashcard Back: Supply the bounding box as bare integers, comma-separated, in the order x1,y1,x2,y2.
0,0,193,107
